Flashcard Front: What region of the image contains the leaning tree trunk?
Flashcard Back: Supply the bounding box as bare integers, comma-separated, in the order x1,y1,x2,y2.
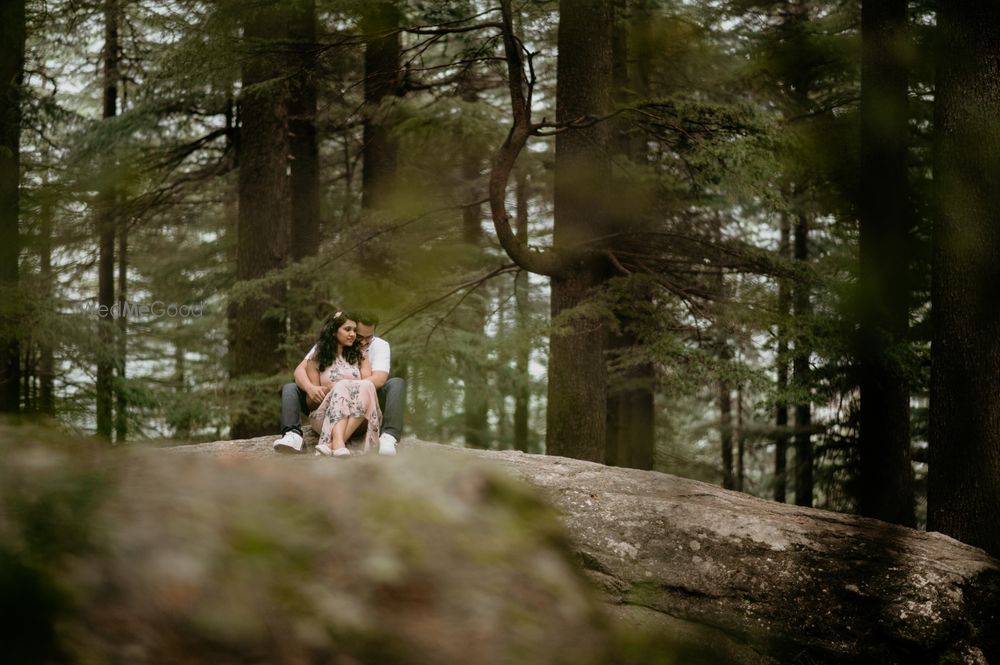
0,0,25,414
928,0,1000,559
96,0,119,440
546,0,614,463
858,0,915,527
230,0,291,439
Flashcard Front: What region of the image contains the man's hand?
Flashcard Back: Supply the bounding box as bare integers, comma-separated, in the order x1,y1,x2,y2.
306,384,329,408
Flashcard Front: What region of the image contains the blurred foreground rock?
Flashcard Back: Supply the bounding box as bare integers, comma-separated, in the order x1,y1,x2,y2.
0,428,672,665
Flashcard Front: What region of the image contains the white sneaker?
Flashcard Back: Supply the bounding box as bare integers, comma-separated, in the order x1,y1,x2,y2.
378,433,398,456
273,430,304,454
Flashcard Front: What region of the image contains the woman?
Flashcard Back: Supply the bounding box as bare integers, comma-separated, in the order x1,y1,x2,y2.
305,311,382,457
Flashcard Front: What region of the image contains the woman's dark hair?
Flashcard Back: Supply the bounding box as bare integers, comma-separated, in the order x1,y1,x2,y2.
315,311,362,372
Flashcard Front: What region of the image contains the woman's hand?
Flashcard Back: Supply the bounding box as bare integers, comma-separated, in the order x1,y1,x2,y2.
306,383,329,409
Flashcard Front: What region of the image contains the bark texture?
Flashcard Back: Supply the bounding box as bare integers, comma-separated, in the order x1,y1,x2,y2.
928,0,1000,560
230,1,290,438
96,0,119,439
288,0,320,262
360,1,400,211
858,0,915,527
0,0,25,413
547,0,614,463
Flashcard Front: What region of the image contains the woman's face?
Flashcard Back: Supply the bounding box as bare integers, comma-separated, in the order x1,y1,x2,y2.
336,319,357,348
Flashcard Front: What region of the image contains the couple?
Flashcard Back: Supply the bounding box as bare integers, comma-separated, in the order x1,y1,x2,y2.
273,310,405,457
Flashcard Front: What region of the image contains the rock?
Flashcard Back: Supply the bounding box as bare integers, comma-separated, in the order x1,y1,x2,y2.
0,428,658,665
418,440,1000,665
6,428,997,664
176,435,1000,664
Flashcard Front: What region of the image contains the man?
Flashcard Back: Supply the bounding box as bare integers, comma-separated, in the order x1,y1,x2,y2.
273,310,405,455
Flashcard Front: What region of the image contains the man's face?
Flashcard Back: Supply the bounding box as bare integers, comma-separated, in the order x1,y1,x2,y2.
356,322,376,349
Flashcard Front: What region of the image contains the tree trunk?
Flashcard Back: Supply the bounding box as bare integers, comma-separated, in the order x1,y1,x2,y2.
359,1,401,272
793,213,812,507
288,0,320,263
96,0,119,440
736,383,745,492
720,381,734,490
460,78,489,449
546,0,614,463
858,0,915,527
115,214,127,441
605,0,655,471
38,168,54,416
0,0,25,414
287,0,320,334
774,213,790,503
230,1,291,439
928,0,1000,559
513,168,530,453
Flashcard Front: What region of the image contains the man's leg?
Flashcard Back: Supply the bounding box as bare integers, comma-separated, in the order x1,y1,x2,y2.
275,382,308,453
377,377,406,453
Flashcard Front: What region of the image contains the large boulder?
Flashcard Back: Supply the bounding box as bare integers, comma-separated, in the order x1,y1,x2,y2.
177,435,1000,664
0,427,670,665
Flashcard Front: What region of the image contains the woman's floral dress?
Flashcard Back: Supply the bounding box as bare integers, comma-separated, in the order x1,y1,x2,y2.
308,354,381,452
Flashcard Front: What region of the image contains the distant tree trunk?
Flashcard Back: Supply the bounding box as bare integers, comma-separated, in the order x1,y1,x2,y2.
546,0,614,463
173,335,190,440
456,69,490,449
793,213,812,507
96,0,119,439
928,0,1000,559
736,383,745,492
289,0,320,263
605,0,655,471
774,213,791,503
720,381,734,490
461,95,488,449
21,338,32,411
115,216,127,441
359,0,401,271
230,1,291,439
0,0,25,414
513,169,530,453
38,169,54,416
858,0,914,527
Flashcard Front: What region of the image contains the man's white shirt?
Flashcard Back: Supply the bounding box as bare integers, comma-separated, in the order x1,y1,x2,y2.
304,337,391,375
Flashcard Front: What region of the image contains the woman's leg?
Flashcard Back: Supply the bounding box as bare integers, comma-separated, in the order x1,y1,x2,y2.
343,415,367,441
329,417,349,450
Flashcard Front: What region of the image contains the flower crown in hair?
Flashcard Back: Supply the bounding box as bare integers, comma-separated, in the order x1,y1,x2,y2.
334,310,342,318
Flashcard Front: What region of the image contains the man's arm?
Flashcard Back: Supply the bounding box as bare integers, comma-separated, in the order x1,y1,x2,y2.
295,358,328,408
369,371,388,390
294,359,313,392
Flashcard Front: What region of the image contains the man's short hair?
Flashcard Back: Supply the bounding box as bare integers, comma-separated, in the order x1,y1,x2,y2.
353,310,379,327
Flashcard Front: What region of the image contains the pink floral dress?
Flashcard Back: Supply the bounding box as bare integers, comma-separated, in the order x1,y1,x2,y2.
308,354,382,453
